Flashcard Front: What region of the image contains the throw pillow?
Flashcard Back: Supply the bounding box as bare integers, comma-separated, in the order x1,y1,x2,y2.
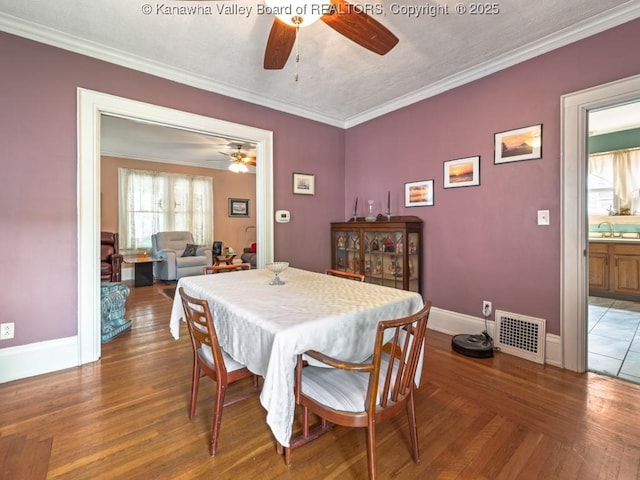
182,243,198,257
249,242,257,254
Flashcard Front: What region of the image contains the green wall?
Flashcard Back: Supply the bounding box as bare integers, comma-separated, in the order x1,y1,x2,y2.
589,127,640,154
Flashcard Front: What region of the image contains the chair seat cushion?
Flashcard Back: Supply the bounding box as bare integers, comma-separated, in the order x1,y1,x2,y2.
176,255,208,268
199,345,247,373
301,353,398,413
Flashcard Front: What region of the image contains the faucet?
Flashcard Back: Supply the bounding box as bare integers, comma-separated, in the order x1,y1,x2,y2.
598,221,614,237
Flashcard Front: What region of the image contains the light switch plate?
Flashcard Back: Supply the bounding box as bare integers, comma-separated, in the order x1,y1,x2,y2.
537,210,550,225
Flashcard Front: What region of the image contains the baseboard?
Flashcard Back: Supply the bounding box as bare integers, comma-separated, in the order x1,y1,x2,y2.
1,306,563,383
428,306,562,367
122,264,133,281
0,336,80,383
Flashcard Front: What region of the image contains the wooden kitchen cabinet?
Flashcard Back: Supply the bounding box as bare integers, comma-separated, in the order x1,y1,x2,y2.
331,216,422,294
589,242,640,300
612,244,640,295
588,243,609,293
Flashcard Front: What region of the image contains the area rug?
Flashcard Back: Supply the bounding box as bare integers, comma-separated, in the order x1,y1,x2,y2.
159,285,176,301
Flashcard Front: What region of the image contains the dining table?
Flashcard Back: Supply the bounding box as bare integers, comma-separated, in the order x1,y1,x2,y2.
169,267,424,448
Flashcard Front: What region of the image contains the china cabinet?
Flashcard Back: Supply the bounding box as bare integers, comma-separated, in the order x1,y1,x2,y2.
330,216,423,293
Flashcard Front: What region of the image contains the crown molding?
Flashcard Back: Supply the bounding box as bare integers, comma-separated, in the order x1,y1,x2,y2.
3,2,640,130
344,2,640,128
0,12,345,128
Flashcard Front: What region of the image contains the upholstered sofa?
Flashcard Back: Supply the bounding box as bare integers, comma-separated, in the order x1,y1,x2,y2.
151,231,213,281
101,232,123,282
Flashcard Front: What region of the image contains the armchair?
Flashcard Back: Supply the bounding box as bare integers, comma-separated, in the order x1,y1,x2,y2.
151,231,213,281
100,232,123,282
241,242,257,268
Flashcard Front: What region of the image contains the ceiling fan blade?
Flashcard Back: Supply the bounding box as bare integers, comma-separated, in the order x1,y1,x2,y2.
321,0,398,55
264,18,296,69
245,157,257,167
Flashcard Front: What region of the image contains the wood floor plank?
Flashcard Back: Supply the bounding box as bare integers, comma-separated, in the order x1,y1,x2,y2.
1,280,640,479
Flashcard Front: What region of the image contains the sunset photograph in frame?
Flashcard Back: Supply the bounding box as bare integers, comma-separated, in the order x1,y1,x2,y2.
405,179,434,207
443,156,480,188
494,124,542,164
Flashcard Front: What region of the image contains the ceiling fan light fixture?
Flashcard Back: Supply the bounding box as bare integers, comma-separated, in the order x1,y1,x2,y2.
264,0,329,27
229,160,249,173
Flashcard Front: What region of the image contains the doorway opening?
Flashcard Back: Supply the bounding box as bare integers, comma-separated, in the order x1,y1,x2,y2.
586,101,640,383
561,73,640,374
78,88,274,365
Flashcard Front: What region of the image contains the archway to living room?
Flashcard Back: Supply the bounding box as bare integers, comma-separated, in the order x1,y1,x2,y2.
77,88,275,365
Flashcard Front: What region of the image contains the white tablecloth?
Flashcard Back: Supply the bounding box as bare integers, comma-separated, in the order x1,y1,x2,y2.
169,267,424,447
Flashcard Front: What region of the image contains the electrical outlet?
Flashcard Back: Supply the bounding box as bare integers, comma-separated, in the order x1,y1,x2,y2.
482,301,492,317
0,322,14,340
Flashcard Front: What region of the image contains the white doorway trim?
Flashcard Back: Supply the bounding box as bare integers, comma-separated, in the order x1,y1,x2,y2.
77,88,274,364
561,74,640,372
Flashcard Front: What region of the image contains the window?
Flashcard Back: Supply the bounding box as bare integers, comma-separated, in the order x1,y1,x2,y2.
588,149,640,215
118,168,213,249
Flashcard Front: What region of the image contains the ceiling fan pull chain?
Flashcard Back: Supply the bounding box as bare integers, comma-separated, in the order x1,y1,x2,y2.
295,24,300,82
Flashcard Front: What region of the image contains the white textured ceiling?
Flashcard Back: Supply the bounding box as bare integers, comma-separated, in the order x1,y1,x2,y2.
2,1,640,168
100,115,257,171
1,0,639,128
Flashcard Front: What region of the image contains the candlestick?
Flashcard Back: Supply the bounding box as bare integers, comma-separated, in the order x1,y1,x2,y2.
353,197,358,221
386,191,391,221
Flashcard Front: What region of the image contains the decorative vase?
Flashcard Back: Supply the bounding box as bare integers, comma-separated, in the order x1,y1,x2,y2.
365,200,376,222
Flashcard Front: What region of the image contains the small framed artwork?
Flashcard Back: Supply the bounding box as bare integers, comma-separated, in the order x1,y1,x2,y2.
494,124,542,164
443,156,480,188
404,180,434,207
228,198,250,217
293,172,315,195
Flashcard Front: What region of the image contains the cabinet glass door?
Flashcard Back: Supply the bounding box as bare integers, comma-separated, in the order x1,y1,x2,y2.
334,230,360,273
407,232,420,292
364,230,403,289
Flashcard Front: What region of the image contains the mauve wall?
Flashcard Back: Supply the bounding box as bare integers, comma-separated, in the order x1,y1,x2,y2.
345,18,640,335
0,31,344,347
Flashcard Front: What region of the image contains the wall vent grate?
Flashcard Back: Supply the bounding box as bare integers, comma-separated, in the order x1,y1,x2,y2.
495,310,546,364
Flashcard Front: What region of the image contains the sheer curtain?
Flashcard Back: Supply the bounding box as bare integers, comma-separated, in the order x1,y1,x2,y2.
118,168,213,249
588,148,640,214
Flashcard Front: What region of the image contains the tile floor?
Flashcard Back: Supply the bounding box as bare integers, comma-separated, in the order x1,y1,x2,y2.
588,296,640,384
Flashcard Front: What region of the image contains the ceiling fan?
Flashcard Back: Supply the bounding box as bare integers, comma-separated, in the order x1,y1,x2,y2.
175,0,398,70
264,0,399,70
222,144,256,173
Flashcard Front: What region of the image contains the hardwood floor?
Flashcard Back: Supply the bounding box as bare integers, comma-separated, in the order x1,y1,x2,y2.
2,282,640,479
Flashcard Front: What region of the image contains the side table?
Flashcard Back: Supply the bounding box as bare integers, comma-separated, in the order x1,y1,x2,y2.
214,254,236,266
124,257,162,287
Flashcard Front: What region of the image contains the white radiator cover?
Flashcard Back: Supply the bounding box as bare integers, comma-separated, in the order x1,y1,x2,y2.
495,310,546,364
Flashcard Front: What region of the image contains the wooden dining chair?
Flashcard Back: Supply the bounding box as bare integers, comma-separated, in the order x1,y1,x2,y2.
178,287,260,456
285,301,432,479
203,263,252,274
324,268,365,282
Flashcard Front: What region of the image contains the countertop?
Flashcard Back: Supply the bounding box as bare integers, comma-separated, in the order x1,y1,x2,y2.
589,234,640,243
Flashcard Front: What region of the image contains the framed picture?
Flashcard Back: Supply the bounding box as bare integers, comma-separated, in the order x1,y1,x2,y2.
404,180,434,207
494,124,542,164
293,172,315,195
443,156,480,188
228,198,249,217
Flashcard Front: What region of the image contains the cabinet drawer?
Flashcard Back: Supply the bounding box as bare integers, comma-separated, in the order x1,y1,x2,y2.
589,242,609,253
611,244,640,255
